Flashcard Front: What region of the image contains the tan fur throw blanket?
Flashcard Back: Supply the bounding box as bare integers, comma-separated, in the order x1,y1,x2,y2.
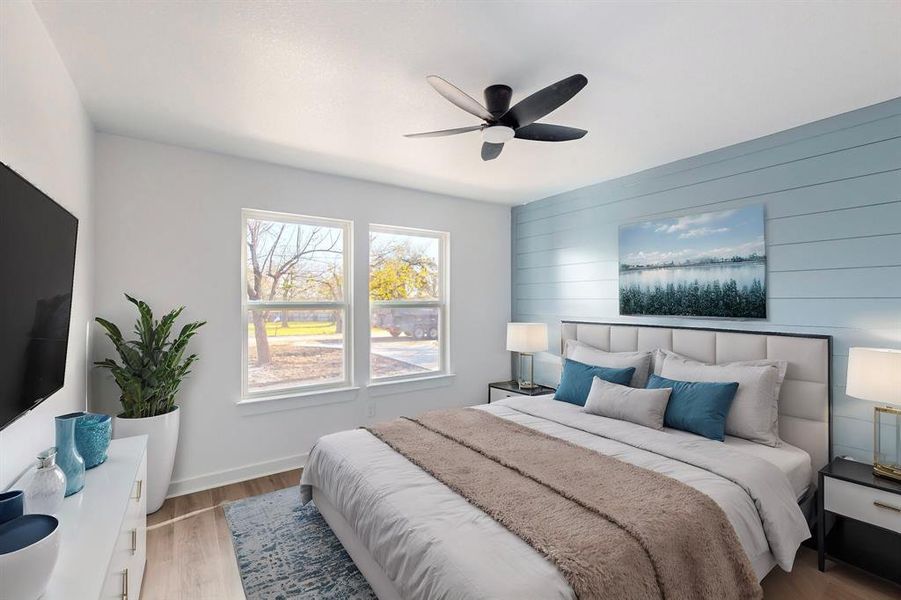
366,408,761,600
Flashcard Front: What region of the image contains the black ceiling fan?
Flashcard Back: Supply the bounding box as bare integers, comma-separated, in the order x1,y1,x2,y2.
405,74,588,161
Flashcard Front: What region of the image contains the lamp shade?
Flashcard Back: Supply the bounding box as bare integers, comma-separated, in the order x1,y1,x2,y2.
846,347,901,406
506,323,548,353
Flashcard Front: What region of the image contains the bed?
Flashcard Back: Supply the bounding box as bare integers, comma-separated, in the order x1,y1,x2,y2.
300,322,832,600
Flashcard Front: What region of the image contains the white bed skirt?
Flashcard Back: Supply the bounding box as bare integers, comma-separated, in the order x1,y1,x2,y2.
312,486,403,600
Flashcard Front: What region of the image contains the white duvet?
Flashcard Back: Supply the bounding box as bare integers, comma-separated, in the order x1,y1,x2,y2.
300,396,811,600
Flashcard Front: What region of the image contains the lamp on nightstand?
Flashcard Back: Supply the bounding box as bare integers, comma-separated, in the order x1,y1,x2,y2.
846,347,901,482
506,323,548,390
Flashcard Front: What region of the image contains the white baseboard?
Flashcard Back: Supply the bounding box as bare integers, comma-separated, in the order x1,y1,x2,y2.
165,452,308,499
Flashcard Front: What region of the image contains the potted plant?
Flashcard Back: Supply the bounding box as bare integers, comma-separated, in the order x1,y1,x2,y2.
95,295,205,514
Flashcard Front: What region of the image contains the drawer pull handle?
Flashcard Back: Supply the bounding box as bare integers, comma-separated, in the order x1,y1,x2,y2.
122,567,129,600
873,500,901,513
132,480,142,501
131,528,138,554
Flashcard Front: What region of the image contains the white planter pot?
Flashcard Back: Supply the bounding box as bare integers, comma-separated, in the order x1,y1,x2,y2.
114,407,180,514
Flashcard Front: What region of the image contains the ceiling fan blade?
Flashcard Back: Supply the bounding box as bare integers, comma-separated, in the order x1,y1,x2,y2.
501,74,588,128
514,123,587,142
404,125,485,138
427,76,495,122
481,142,504,161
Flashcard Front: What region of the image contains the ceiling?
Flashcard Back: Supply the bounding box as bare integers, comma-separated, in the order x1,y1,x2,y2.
34,1,901,205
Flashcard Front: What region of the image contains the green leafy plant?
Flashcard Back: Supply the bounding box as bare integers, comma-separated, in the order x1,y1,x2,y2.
95,294,206,418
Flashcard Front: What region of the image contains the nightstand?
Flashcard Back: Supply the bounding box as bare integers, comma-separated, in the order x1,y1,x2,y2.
488,380,556,403
817,457,901,584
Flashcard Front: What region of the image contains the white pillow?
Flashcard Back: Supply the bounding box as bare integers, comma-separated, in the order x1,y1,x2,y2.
583,377,671,430
660,353,784,446
565,340,652,388
653,349,788,399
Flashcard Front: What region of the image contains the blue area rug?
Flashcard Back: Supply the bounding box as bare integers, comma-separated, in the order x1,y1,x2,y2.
224,487,376,600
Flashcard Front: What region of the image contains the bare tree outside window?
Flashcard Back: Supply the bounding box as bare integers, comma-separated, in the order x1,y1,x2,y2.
242,211,351,397
245,219,343,364
241,213,449,397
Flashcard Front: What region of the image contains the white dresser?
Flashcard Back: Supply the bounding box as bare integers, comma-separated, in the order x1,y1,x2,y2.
16,436,148,600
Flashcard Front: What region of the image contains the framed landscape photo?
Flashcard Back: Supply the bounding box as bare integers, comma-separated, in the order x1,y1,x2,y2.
619,205,767,318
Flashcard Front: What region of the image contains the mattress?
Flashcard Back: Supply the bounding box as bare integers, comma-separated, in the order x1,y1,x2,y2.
301,396,812,600
718,432,812,499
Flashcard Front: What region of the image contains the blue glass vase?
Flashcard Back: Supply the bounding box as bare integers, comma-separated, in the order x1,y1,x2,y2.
54,413,85,496
74,413,111,469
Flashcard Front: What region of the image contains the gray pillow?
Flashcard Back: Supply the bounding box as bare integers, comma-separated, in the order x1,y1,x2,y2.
582,377,671,430
660,353,783,446
565,340,652,388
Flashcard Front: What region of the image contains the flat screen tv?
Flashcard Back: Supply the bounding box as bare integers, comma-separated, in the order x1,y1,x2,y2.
0,162,78,430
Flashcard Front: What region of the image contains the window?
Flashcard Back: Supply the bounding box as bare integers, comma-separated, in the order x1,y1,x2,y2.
242,210,352,398
369,225,449,382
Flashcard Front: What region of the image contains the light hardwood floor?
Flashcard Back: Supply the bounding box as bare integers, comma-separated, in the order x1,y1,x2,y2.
142,469,900,600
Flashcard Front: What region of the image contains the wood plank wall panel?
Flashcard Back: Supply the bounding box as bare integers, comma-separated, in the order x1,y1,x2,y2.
511,98,901,463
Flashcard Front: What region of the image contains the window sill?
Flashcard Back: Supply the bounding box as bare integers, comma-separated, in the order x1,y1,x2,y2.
367,373,456,397
237,386,360,416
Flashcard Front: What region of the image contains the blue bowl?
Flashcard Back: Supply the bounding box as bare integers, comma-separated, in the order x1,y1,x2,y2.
74,413,112,469
0,514,59,555
0,514,61,599
0,490,24,526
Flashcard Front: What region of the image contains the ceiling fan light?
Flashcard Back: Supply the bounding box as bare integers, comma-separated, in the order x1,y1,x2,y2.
482,125,515,144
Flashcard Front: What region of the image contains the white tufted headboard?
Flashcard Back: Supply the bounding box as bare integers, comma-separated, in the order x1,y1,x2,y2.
560,321,832,483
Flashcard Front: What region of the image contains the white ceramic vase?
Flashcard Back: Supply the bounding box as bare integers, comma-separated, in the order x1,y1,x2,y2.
24,448,67,515
114,407,180,514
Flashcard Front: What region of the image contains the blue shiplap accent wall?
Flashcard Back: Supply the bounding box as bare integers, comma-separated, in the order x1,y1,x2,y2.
511,98,901,463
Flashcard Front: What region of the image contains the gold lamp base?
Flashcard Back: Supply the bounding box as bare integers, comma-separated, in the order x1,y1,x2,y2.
873,462,901,482
873,405,901,482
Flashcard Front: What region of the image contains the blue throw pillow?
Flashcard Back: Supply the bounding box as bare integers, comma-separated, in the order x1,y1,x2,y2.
555,359,635,406
646,374,739,441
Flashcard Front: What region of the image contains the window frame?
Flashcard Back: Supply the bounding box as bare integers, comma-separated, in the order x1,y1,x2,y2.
368,223,450,384
240,208,354,400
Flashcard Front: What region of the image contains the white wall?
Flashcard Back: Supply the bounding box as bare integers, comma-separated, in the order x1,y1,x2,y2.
0,1,94,489
92,133,511,495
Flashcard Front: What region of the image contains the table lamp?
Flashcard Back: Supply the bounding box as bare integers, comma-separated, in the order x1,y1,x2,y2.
846,347,901,481
506,323,548,390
